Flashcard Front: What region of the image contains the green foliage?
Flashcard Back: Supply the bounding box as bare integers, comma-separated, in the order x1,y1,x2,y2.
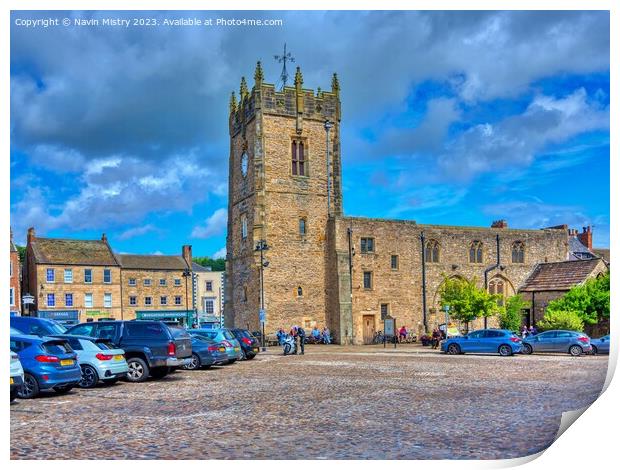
193,256,225,272
537,310,584,332
16,245,26,264
439,276,502,328
546,271,610,325
498,295,527,332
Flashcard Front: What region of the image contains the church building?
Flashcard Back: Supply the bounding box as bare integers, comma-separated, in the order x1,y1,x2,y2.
224,62,573,344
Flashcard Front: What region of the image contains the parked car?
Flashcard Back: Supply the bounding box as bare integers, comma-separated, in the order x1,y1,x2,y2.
10,316,67,336
521,330,592,356
589,335,610,355
10,351,24,402
51,335,129,388
65,321,192,382
10,334,81,398
230,328,260,360
441,329,522,356
188,328,243,363
183,334,229,370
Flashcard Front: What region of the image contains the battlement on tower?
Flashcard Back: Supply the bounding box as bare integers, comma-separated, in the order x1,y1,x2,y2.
229,61,341,137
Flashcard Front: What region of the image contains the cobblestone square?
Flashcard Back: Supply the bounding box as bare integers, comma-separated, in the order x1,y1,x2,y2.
10,345,608,460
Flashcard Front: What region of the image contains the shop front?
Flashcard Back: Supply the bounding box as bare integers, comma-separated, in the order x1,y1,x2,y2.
85,310,116,322
37,309,80,326
135,310,194,326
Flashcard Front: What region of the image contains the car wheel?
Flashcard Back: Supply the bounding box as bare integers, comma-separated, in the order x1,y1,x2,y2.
150,367,169,379
10,388,18,402
18,373,39,399
569,345,583,357
591,346,598,355
241,349,248,360
284,344,292,355
184,353,201,370
79,365,99,389
246,353,256,360
522,344,533,355
447,343,461,355
498,344,512,357
54,385,74,394
126,357,150,382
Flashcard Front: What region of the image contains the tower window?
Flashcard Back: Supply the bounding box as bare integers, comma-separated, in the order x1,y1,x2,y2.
391,255,399,270
469,241,483,264
292,139,307,176
241,214,248,240
363,271,373,289
512,241,525,263
299,217,307,236
297,286,303,297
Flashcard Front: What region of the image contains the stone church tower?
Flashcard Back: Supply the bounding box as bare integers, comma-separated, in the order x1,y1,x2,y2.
224,62,343,332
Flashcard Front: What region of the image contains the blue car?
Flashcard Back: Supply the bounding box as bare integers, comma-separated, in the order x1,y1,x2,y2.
11,316,67,336
10,334,82,398
188,328,243,363
441,329,522,356
590,335,610,355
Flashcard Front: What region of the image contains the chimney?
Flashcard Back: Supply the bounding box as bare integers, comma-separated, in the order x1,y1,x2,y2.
101,233,108,243
491,219,508,229
182,245,193,268
577,226,593,251
27,227,36,245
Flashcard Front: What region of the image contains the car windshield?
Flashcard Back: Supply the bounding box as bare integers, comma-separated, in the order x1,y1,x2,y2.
170,328,190,339
95,340,116,350
43,341,72,355
223,330,235,340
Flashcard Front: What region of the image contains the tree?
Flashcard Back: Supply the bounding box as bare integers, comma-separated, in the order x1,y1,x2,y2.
537,310,584,332
16,245,26,264
498,295,526,332
193,256,226,271
439,276,502,332
546,271,610,326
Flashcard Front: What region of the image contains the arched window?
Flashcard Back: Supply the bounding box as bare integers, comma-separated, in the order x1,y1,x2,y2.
469,241,483,263
292,139,307,176
489,278,505,306
297,286,303,297
512,241,525,263
425,239,440,263
299,217,307,236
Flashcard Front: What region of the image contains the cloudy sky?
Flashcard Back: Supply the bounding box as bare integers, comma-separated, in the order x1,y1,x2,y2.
10,10,610,256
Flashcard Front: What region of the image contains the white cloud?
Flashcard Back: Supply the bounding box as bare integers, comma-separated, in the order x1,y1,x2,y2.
191,208,228,239
117,224,157,241
212,247,227,259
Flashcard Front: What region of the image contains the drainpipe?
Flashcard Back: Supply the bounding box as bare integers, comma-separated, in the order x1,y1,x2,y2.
347,225,354,345
420,231,428,332
483,234,501,329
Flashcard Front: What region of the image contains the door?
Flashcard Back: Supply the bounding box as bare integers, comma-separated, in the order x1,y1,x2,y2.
363,315,375,344
553,331,572,352
534,331,556,352
464,330,485,352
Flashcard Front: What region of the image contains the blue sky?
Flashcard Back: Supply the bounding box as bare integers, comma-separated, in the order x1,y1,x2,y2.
10,11,610,256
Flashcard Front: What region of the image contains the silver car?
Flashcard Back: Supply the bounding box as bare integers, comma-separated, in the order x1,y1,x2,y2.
590,335,610,355
522,330,593,356
10,351,24,402
54,335,129,388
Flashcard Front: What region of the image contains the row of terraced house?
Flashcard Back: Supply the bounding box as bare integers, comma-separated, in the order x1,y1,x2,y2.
14,227,224,327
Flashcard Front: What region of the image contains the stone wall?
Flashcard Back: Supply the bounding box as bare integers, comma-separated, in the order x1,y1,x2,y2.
330,216,569,344
120,269,190,320
10,249,21,313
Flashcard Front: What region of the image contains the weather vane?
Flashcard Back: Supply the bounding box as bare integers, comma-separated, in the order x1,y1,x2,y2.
274,43,295,90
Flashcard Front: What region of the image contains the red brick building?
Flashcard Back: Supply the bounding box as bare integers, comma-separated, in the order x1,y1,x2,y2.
10,229,21,315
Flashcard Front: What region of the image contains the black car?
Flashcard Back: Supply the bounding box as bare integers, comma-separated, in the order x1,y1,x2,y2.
230,328,260,360
65,321,192,382
183,333,229,370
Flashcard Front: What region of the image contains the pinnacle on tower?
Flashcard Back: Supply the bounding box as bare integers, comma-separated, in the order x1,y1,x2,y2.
254,60,264,85
294,66,303,88
239,76,249,101
331,73,340,95
229,91,237,114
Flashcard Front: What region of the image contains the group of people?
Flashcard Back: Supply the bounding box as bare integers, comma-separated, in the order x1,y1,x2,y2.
275,325,332,355
520,325,538,338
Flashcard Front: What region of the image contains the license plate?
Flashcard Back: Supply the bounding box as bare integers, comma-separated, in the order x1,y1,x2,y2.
10,377,14,384
219,347,226,352
113,355,124,361
60,359,74,366
234,347,240,352
253,348,259,352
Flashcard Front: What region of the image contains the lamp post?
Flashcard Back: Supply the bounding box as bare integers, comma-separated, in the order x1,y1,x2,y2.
324,120,334,216
255,240,269,351
182,269,191,327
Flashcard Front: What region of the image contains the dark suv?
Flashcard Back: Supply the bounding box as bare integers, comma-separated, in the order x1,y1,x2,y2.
230,328,260,360
65,321,192,382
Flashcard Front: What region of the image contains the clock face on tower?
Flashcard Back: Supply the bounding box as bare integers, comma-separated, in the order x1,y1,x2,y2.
241,152,249,178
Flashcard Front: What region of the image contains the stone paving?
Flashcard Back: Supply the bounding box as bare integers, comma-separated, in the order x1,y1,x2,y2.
10,344,608,460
